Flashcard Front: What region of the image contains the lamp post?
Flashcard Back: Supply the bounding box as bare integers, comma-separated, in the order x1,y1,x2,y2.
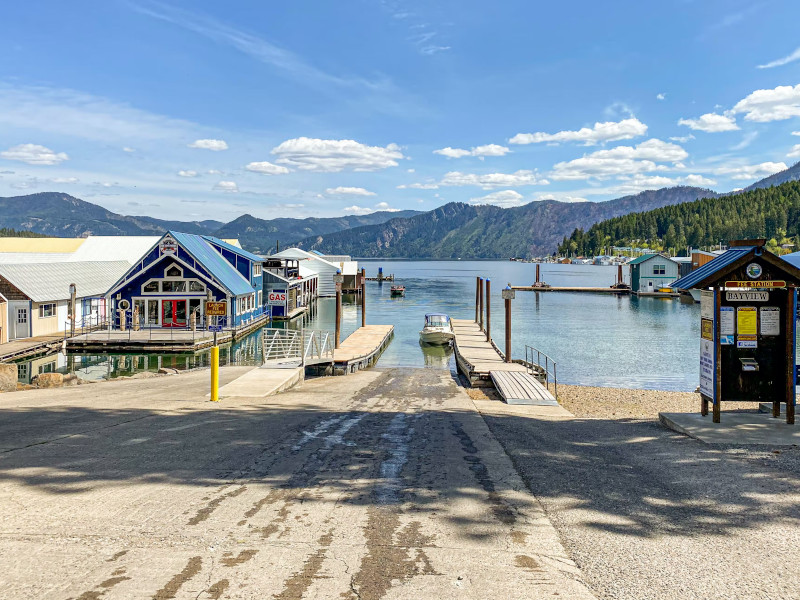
502,284,515,363
334,270,344,349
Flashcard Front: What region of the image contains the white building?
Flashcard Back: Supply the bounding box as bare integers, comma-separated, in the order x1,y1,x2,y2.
272,248,346,296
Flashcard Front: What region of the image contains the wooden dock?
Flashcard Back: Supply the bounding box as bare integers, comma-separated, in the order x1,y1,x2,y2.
451,319,527,386
66,314,270,353
333,325,394,374
513,285,630,294
490,371,558,406
0,333,66,363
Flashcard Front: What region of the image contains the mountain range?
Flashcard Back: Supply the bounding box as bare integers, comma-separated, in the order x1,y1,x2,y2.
2,160,798,258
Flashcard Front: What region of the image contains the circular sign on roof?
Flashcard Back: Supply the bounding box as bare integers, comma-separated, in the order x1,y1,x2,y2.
746,263,763,279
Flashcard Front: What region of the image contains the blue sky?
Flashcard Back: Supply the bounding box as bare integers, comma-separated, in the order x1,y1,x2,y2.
1,0,800,221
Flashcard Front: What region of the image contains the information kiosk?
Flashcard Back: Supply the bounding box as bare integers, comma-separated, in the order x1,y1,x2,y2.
672,240,800,424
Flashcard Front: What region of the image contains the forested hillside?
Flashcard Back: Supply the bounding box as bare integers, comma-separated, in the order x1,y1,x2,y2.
558,181,800,256
0,228,48,238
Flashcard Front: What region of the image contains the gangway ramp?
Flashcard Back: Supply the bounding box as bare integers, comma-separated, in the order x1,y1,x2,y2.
490,371,558,406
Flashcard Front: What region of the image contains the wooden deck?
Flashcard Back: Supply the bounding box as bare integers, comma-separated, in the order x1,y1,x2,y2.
490,371,558,406
332,325,394,374
0,333,66,363
451,319,526,385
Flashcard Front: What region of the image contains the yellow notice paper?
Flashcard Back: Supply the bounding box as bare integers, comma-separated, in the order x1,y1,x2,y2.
737,306,757,336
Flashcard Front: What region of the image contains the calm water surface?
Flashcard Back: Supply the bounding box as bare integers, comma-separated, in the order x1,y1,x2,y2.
17,261,701,391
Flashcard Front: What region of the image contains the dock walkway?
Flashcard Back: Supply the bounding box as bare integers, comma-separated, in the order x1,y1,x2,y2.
0,333,65,363
490,370,558,406
333,325,394,374
451,319,526,385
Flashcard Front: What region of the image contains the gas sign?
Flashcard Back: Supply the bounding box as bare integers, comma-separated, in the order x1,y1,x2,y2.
268,290,287,306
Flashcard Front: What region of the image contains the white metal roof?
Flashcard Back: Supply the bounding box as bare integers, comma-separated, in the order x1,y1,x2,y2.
338,261,359,275
0,261,132,302
0,252,74,264
272,248,338,269
69,236,160,263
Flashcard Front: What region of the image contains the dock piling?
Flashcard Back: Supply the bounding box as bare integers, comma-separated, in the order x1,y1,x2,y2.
360,267,366,328
334,269,344,349
485,279,491,342
502,284,515,363
475,277,480,323
478,277,484,331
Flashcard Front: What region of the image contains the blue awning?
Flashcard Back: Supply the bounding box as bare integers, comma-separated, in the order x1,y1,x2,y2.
670,247,752,290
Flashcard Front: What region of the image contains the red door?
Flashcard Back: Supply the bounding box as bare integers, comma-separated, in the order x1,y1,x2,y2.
161,300,187,327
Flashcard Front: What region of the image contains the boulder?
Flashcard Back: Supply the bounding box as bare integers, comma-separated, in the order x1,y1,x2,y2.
36,373,64,388
0,363,18,392
158,368,179,375
62,374,79,386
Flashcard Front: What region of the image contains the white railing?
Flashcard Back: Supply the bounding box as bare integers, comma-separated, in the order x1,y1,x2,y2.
524,345,558,400
260,328,334,368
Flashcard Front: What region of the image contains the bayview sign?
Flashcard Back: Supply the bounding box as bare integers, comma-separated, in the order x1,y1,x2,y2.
726,291,769,302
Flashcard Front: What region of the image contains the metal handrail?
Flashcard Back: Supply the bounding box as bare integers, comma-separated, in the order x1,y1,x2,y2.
261,328,333,367
524,345,558,400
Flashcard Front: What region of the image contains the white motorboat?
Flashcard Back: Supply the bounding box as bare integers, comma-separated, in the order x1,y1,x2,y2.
419,313,454,345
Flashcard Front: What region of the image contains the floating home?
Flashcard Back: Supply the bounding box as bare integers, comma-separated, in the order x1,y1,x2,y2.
628,254,679,293
0,261,130,341
106,232,267,330
263,257,319,320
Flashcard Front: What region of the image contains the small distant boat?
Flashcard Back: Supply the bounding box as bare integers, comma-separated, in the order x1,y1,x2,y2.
390,285,405,297
419,313,454,345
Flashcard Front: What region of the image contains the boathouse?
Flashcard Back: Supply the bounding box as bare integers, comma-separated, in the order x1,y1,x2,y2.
629,254,679,292
271,248,343,296
262,257,319,320
106,232,266,329
0,261,130,341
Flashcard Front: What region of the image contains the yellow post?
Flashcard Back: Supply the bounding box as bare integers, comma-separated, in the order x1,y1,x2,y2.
210,345,219,402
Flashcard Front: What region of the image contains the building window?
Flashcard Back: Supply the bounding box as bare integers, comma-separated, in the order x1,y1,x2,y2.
38,361,56,374
189,281,205,292
39,303,56,318
143,280,159,293
258,290,262,306
17,308,27,324
166,265,183,278
147,300,159,323
162,280,187,293
253,264,262,277
653,264,666,275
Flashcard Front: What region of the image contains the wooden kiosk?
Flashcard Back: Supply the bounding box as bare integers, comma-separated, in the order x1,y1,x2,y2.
673,240,800,424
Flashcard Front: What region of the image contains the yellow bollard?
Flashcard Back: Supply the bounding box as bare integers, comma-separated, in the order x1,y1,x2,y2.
210,345,219,402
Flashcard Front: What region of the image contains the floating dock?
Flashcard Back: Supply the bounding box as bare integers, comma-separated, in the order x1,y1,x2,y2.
0,333,66,363
333,325,394,374
451,319,556,405
512,285,631,294
65,314,270,353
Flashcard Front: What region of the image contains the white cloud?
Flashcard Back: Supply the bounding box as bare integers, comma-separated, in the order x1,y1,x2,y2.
712,162,787,180
122,147,136,152
407,168,415,173
677,112,739,132
178,170,198,177
439,170,548,189
509,118,647,146
325,186,376,196
684,174,718,186
51,177,79,184
434,144,510,158
245,161,290,175
469,190,525,208
669,134,695,142
214,180,239,192
271,137,404,172
656,93,666,101
788,145,800,158
757,47,800,69
730,131,758,151
374,201,400,212
207,169,222,175
0,84,198,142
534,193,588,203
342,205,373,215
549,139,687,181
397,182,439,190
189,138,228,151
731,84,800,122
0,143,69,165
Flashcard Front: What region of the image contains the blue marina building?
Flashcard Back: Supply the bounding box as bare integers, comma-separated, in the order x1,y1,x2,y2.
106,232,267,330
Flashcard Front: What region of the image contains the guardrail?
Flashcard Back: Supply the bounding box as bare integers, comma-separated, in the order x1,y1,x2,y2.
261,328,334,368
524,345,558,400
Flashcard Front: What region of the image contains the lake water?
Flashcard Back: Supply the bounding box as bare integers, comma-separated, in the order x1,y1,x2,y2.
15,261,702,391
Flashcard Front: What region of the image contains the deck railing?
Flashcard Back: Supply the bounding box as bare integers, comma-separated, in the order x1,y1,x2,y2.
524,345,558,400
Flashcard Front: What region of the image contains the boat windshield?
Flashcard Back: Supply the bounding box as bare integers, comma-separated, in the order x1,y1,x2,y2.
425,315,450,327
